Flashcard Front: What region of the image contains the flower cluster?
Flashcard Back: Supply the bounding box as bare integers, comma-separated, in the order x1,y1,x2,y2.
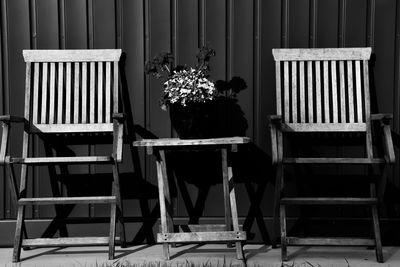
145,47,217,110
163,68,217,108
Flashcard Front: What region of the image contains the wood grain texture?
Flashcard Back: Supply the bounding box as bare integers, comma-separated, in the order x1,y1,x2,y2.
157,231,246,243
273,48,372,61
133,137,250,147
19,196,116,205
286,237,375,246
22,237,110,247
23,49,122,62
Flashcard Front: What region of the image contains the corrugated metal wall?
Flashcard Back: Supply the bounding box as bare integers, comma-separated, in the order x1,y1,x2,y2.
0,0,400,245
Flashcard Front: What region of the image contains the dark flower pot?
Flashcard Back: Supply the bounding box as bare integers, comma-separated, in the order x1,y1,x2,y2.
169,103,215,139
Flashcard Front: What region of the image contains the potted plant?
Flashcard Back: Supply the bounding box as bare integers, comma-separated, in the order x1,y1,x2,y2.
145,47,247,139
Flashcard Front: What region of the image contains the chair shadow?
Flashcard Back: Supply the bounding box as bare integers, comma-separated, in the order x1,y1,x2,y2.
34,58,278,250
20,244,153,262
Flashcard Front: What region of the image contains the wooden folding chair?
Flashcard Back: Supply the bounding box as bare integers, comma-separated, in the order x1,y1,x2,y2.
270,48,395,262
1,49,126,262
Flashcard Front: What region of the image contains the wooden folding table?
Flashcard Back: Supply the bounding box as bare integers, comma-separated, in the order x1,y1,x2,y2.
133,137,249,260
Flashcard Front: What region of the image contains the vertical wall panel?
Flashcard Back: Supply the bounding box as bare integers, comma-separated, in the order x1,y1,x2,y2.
232,0,254,218
345,0,367,47
374,0,396,114
288,0,309,48
233,0,254,141
65,0,87,48
6,0,30,219
121,0,147,221
203,0,226,217
205,1,226,80
93,0,115,48
0,0,6,219
35,0,59,219
317,0,339,47
177,0,198,67
0,0,399,244
175,0,199,218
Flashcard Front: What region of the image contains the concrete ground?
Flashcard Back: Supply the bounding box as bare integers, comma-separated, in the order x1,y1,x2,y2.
1,244,399,267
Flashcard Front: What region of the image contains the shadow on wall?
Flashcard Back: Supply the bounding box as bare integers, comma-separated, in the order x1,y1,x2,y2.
119,52,277,245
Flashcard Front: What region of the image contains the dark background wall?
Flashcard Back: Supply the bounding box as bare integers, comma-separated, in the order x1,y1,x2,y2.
1,0,400,245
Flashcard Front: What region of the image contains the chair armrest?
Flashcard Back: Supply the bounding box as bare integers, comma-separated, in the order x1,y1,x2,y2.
0,115,26,164
371,113,393,124
269,115,282,165
0,115,25,123
112,113,125,163
371,114,395,163
269,115,282,125
112,113,126,122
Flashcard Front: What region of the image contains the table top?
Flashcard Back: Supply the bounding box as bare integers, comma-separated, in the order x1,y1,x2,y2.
132,137,250,147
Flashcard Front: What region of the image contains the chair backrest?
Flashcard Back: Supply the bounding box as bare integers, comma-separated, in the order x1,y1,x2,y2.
23,49,121,134
272,47,372,132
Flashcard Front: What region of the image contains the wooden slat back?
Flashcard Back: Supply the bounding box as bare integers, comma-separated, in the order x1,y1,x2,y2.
23,49,121,133
272,48,372,130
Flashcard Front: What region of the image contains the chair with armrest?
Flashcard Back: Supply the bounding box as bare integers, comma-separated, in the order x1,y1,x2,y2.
270,47,395,262
1,49,126,262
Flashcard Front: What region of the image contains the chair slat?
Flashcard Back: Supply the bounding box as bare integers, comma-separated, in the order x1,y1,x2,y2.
307,61,313,123
363,61,371,119
57,62,64,124
98,62,103,123
41,63,48,124
113,62,119,113
323,61,329,123
65,62,72,123
90,62,95,123
24,63,32,120
32,63,40,124
105,62,111,123
339,61,346,123
315,61,321,123
284,61,289,122
291,61,297,123
74,62,80,123
81,62,87,123
331,61,338,123
49,63,56,124
299,61,305,123
275,61,282,115
363,61,373,158
355,60,363,122
347,61,355,123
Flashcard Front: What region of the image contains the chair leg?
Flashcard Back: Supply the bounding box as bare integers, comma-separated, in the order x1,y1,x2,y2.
222,149,245,260
156,150,171,260
8,164,29,242
371,204,383,263
112,163,126,248
12,205,25,263
108,202,117,260
222,149,233,248
280,203,288,261
272,163,283,248
370,177,383,263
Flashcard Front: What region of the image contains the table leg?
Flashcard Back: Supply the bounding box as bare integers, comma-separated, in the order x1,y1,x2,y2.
221,148,244,260
222,149,233,248
156,149,173,260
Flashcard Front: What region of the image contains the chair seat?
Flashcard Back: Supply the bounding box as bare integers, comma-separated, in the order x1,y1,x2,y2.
10,156,113,164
